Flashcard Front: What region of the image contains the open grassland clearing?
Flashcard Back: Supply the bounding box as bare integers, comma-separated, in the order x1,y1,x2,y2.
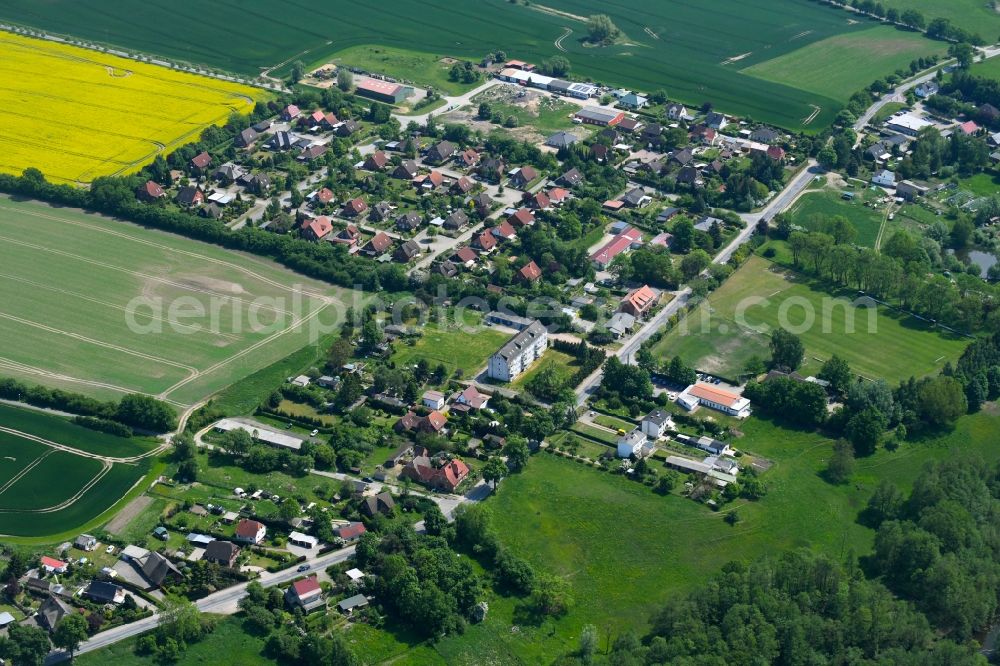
321,44,481,96
75,615,278,666
0,32,259,184
743,26,944,102
0,404,156,538
390,316,509,378
0,0,942,130
652,255,967,382
511,349,578,389
789,188,886,247
0,196,346,408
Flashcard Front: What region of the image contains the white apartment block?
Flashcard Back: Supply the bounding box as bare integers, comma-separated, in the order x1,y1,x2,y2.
487,321,548,382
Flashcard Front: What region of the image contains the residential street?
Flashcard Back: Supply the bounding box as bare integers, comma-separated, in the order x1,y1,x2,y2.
574,159,821,406
45,546,357,664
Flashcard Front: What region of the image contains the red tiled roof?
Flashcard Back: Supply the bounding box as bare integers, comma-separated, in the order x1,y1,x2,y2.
292,576,321,597
235,519,264,538
304,216,333,239
475,231,497,250
454,247,477,264
282,104,300,119
547,187,569,203
623,284,657,313
518,260,542,282
366,151,388,169
959,120,979,134
591,226,641,265
427,171,444,187
368,231,392,252
493,221,517,239
336,522,367,539
41,556,66,569
191,151,211,169
316,187,334,204
509,208,535,227
142,181,164,198
344,198,367,214
688,383,743,407
425,410,446,431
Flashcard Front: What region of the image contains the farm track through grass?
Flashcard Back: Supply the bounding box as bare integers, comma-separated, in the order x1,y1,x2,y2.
0,196,346,407
652,255,968,382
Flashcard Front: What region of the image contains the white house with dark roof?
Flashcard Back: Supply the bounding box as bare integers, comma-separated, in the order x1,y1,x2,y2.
641,409,673,438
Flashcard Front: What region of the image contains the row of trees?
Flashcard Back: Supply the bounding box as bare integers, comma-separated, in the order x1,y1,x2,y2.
781,228,999,334
0,376,176,432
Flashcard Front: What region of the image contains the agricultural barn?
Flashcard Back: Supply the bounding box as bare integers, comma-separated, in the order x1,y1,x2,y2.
548,79,597,99
355,78,413,103
574,107,625,127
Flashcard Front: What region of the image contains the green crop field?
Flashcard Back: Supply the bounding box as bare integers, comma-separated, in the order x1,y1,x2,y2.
0,0,946,130
652,255,968,382
0,404,156,537
743,27,944,101
789,189,886,247
0,195,348,408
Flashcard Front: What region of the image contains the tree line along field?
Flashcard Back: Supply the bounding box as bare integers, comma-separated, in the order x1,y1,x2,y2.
0,0,944,130
0,404,157,538
0,32,260,184
651,255,968,382
0,196,347,409
880,0,1000,39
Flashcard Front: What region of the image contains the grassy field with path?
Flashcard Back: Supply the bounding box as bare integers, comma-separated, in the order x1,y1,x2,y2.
652,255,968,381
788,188,886,247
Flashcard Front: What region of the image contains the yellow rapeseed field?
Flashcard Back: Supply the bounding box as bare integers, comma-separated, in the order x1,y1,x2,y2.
0,32,262,183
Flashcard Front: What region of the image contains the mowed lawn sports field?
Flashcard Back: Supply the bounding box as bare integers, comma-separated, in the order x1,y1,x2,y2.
0,404,157,538
0,196,347,409
0,0,942,130
652,255,968,382
0,32,259,184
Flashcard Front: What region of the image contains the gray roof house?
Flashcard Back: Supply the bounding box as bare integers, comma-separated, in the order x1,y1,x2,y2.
545,131,578,149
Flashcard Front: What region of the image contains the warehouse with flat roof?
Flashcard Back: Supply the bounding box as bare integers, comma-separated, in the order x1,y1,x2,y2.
355,78,413,104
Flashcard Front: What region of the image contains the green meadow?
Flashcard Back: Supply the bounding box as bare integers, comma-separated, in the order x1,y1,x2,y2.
652,255,968,382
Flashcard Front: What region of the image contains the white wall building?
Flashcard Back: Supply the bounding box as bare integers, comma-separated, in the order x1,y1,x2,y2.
641,409,672,438
487,321,548,382
617,429,648,458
